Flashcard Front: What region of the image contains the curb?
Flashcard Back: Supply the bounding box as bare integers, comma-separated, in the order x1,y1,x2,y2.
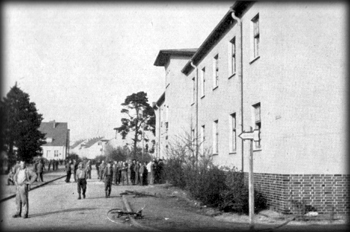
0,174,67,203
121,195,161,231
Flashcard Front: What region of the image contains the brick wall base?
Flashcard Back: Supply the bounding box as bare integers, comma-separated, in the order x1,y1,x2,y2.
244,173,349,215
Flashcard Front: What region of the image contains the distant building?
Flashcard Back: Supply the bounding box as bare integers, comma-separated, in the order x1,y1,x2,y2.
154,1,348,215
39,121,69,160
70,137,105,159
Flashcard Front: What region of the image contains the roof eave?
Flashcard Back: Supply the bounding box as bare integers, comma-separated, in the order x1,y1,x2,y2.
182,1,254,75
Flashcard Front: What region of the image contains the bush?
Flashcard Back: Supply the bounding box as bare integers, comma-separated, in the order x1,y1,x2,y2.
219,167,267,214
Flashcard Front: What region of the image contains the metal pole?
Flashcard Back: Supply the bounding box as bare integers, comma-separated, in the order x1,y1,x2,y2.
248,126,255,230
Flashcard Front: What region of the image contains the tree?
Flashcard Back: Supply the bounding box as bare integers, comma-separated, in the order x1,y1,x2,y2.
115,91,155,159
1,85,46,164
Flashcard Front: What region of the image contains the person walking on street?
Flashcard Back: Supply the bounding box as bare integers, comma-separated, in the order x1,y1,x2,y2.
65,160,72,183
76,162,87,200
12,160,37,219
37,160,44,182
103,161,113,198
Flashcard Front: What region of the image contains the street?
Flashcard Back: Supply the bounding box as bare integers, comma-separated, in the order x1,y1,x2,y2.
0,168,136,231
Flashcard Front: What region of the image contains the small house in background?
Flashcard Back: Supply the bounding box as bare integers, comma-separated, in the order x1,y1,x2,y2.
70,136,105,160
39,120,70,160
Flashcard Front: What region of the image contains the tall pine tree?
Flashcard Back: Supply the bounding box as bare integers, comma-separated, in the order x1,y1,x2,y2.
1,85,46,164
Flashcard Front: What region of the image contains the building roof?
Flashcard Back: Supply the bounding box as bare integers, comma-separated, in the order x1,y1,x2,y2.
70,139,85,149
39,121,69,147
182,1,254,75
154,48,197,66
82,136,104,148
155,92,165,108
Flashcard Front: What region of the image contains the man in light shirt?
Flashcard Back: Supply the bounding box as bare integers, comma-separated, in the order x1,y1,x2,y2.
76,162,87,200
12,160,37,219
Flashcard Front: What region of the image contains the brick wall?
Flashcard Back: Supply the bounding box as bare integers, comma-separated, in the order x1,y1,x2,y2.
247,173,349,215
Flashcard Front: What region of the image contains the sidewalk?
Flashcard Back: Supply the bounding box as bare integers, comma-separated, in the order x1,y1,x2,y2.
0,166,66,201
119,183,349,231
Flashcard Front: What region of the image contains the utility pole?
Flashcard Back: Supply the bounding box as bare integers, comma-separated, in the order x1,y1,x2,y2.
238,126,260,230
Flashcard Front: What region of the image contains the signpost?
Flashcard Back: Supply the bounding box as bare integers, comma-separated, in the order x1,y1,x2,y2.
238,127,260,230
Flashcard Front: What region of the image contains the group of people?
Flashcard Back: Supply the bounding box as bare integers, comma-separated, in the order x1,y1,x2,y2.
9,157,167,219
96,158,165,187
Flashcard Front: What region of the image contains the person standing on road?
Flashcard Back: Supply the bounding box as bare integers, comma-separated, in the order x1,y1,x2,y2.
65,160,72,183
130,159,136,185
86,160,92,179
147,160,153,185
76,162,87,200
37,160,44,182
12,160,37,219
103,161,113,198
112,161,118,185
95,160,100,179
139,162,145,186
121,162,129,185
72,160,78,182
134,160,140,185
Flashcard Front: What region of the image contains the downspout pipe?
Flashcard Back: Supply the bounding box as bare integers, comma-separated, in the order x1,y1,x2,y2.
190,61,199,165
230,9,244,172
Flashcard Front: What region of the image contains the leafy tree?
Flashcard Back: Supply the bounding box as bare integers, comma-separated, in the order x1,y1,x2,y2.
115,91,155,159
109,147,127,162
1,85,46,164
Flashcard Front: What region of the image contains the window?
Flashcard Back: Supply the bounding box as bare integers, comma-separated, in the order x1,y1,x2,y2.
46,150,50,158
192,77,195,104
213,55,219,88
229,113,237,153
54,150,58,157
213,120,219,154
229,38,236,76
201,125,205,155
252,14,260,59
253,103,261,149
201,68,206,97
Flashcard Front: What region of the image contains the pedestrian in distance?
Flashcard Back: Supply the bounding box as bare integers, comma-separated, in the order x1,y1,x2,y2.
139,162,145,186
130,159,136,185
65,160,72,183
103,161,113,198
99,160,105,182
112,161,118,185
12,160,37,219
95,160,100,179
121,162,129,185
86,160,92,179
72,160,78,182
76,162,87,200
134,160,140,185
48,160,51,171
147,160,154,185
37,160,44,182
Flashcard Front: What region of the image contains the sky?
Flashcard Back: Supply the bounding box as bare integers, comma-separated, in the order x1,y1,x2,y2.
3,1,233,143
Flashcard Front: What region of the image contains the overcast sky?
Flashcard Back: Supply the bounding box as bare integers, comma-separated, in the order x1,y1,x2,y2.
3,2,232,142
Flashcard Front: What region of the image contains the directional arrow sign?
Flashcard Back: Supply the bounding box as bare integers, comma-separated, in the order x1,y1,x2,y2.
238,129,260,142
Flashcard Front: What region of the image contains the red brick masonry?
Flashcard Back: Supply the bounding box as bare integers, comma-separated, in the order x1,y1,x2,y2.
250,173,349,215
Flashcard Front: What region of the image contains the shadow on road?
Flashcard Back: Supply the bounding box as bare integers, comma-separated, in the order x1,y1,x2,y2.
29,207,97,218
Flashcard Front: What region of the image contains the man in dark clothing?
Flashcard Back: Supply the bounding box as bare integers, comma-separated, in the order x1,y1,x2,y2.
130,159,136,185
37,160,44,182
103,161,113,198
95,161,100,179
72,160,78,182
65,160,72,183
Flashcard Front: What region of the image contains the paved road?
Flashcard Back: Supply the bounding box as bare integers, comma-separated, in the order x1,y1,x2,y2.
0,168,137,232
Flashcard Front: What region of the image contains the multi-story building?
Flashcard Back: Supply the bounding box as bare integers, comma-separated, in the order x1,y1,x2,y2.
155,1,348,215
154,49,197,159
39,121,70,160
